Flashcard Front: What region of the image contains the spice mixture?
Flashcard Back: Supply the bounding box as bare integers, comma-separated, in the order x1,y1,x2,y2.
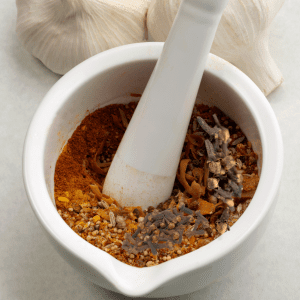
54,99,259,268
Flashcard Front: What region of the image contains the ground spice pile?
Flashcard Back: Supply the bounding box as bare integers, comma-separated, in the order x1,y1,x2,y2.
54,100,260,268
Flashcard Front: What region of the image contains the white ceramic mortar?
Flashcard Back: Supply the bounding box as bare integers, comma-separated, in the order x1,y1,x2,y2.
23,42,283,297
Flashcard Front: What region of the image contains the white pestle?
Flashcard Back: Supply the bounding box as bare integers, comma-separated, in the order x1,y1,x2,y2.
103,0,229,209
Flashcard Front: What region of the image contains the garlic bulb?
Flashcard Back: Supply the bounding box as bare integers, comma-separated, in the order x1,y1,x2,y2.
147,0,181,42
16,0,149,75
147,0,285,96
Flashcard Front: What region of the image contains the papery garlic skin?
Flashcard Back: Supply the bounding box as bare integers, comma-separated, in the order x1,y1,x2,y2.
147,0,181,42
147,0,285,96
16,0,149,75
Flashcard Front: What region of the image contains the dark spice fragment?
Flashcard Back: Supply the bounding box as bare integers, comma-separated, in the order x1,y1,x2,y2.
228,180,243,197
186,229,205,238
197,116,220,137
147,241,158,256
124,232,136,245
179,205,194,215
220,207,230,223
205,140,218,161
122,202,197,255
132,227,141,239
215,187,233,199
216,207,230,234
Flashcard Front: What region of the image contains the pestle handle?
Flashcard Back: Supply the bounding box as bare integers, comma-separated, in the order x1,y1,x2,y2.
103,0,229,209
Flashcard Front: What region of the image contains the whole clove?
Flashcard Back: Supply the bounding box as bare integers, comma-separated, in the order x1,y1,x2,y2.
197,116,221,137
205,140,218,161
179,205,194,215
185,229,205,238
124,232,136,245
132,227,141,239
222,140,230,156
231,136,245,146
228,180,243,197
215,187,233,199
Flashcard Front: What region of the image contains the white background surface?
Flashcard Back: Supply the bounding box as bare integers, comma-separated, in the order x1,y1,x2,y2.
1,1,299,299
